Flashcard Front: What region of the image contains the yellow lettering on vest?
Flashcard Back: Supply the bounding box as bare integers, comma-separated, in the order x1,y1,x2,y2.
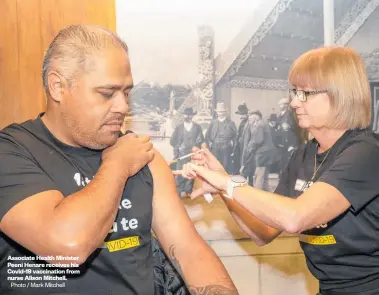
299,234,336,245
105,236,140,252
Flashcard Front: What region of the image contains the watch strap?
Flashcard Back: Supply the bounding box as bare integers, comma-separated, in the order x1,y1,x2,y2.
226,177,247,199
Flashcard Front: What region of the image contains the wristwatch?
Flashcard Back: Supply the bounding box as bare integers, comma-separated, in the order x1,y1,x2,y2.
225,175,248,199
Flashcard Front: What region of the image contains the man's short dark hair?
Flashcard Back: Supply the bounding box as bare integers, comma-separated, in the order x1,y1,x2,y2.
42,24,128,92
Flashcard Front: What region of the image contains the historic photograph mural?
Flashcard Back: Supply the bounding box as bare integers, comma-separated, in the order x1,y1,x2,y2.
116,0,379,197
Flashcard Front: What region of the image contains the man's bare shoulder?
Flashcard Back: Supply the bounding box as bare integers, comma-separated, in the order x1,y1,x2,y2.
148,149,171,174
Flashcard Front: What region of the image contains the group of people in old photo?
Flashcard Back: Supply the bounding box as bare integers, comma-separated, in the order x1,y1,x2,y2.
169,97,299,197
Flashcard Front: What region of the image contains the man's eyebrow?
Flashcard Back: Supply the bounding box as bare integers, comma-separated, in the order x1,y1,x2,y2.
95,84,134,91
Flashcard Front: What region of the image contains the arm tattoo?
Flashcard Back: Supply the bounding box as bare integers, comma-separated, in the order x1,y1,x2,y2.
188,285,238,295
169,245,238,295
168,245,183,275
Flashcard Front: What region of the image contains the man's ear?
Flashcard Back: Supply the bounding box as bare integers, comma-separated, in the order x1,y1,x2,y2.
47,71,67,102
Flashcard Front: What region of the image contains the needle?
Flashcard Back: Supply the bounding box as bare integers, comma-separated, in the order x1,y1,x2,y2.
170,149,204,164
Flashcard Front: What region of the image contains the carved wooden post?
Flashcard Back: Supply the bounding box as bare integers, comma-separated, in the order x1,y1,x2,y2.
194,25,215,125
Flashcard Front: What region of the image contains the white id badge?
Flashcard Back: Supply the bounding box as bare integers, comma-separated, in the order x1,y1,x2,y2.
294,179,306,191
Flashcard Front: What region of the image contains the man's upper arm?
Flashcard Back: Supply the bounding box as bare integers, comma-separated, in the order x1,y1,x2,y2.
150,150,199,249
0,146,64,254
0,148,58,221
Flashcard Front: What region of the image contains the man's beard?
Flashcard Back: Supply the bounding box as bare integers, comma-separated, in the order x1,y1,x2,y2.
61,112,111,150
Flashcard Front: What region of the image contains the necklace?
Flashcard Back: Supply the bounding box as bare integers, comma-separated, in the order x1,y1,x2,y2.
311,147,331,181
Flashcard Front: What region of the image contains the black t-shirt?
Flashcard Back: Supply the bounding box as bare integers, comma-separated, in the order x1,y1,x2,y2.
275,129,379,294
0,116,155,295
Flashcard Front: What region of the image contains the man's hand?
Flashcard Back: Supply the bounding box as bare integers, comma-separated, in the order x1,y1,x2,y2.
102,133,155,178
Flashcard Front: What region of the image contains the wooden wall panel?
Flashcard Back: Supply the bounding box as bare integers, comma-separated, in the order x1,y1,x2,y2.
84,0,116,31
17,0,44,122
40,0,87,51
40,0,116,53
0,0,116,129
0,0,20,128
